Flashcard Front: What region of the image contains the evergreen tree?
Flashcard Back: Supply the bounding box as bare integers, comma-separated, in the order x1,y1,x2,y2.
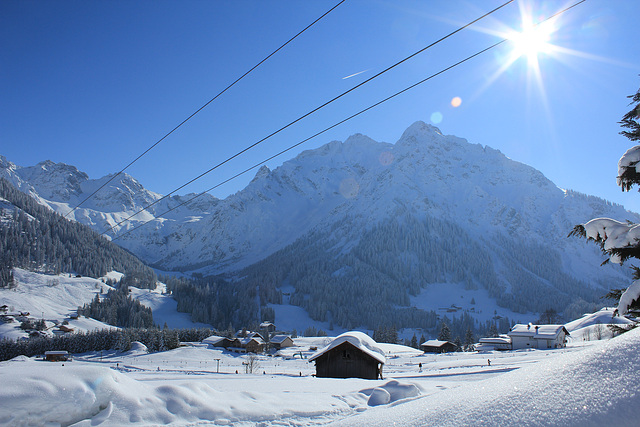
570,83,640,315
464,327,475,351
489,323,499,337
454,336,462,352
438,321,451,341
537,308,559,324
410,333,418,349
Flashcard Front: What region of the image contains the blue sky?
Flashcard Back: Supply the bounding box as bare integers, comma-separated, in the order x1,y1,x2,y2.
2,0,640,211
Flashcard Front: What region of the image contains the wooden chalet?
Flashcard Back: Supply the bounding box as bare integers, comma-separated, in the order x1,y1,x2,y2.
421,339,457,353
309,331,385,379
239,337,265,353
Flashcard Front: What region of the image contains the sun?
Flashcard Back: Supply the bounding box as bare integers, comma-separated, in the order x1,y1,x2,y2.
508,20,556,64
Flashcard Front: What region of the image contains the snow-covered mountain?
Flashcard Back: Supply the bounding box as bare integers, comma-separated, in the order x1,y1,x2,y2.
2,121,637,322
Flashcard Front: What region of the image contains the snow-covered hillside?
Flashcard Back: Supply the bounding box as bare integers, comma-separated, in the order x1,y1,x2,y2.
0,269,208,341
0,323,638,426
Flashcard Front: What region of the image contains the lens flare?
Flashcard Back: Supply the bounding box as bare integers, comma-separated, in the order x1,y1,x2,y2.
451,97,462,108
430,111,443,124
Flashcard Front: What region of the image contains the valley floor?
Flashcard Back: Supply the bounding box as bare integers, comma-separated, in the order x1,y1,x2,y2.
1,329,639,426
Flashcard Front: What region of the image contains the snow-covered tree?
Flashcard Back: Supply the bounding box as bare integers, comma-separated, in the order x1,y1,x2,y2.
570,84,640,316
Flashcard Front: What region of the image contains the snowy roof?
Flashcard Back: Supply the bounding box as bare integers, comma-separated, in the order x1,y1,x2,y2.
240,337,265,345
309,331,386,364
478,337,511,344
421,339,453,347
508,324,569,339
202,335,228,346
235,331,264,340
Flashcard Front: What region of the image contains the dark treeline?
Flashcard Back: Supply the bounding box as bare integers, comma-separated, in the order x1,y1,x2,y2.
163,274,272,331
234,214,512,335
0,177,156,287
78,283,154,328
0,327,216,362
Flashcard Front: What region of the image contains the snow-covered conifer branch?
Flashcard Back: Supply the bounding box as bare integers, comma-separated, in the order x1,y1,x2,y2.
617,145,640,191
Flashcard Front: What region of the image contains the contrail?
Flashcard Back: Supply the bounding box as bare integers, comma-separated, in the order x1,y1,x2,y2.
342,69,370,80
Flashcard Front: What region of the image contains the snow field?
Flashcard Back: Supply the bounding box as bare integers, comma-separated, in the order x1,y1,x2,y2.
1,330,631,426
332,327,640,426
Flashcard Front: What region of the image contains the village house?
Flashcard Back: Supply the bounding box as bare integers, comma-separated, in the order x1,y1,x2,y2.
259,322,276,334
309,331,385,379
235,330,265,341
202,336,234,349
269,335,294,350
420,339,457,353
239,336,265,353
507,324,569,350
202,334,266,353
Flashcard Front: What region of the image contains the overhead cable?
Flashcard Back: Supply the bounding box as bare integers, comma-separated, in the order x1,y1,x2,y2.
59,0,347,222
111,0,588,241
103,0,516,236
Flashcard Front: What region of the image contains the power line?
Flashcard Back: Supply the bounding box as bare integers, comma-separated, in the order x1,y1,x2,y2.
102,0,516,236
59,0,347,222
111,0,588,242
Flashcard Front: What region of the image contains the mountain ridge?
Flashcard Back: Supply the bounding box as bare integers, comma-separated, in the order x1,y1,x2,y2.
2,121,636,325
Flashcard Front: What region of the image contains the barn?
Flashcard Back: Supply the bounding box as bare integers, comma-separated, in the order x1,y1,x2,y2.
309,331,385,380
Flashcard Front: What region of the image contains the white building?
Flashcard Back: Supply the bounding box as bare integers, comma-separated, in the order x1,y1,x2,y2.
508,324,569,350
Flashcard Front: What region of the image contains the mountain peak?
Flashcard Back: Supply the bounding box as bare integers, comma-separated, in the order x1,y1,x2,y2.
36,159,56,169
401,121,443,138
251,165,271,183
